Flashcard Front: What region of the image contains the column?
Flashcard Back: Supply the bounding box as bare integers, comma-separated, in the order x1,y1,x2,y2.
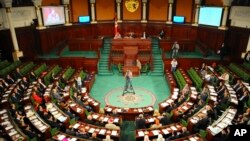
219,0,233,30
141,0,147,23
90,0,97,24
32,0,45,29
62,0,72,26
1,0,23,61
166,0,174,24
192,0,202,26
116,0,122,22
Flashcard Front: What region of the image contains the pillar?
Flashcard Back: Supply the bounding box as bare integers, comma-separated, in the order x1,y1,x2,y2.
90,0,97,24
219,0,233,30
166,0,174,24
62,0,72,26
116,0,122,22
192,0,202,26
1,0,23,61
32,0,45,29
141,0,147,23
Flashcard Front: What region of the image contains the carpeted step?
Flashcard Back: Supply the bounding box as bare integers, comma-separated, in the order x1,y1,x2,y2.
98,72,113,76
150,72,164,76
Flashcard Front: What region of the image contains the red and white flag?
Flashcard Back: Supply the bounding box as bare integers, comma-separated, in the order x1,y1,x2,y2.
114,13,118,36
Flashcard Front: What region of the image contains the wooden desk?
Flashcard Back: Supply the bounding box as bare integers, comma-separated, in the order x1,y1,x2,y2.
104,105,154,121
135,122,183,140
110,38,152,65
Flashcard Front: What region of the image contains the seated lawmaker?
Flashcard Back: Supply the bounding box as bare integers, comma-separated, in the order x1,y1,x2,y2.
105,119,120,130
160,112,171,126
135,114,146,129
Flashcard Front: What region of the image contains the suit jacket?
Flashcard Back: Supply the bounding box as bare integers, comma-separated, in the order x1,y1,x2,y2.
76,132,90,139
135,118,146,129
160,116,170,126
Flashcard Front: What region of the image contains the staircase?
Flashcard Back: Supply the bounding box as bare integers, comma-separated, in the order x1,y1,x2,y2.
98,38,113,75
150,37,164,76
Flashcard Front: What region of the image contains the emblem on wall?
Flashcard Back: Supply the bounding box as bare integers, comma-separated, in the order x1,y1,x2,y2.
125,0,139,13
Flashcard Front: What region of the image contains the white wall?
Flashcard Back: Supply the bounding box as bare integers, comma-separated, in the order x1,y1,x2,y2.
0,6,36,30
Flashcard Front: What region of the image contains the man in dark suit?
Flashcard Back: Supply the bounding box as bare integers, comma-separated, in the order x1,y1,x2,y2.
238,91,249,113
135,114,146,129
193,114,210,132
13,68,22,80
6,74,15,84
160,112,171,126
76,128,90,139
178,127,190,138
65,126,76,136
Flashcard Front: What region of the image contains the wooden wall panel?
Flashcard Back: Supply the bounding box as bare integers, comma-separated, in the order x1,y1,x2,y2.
175,0,193,23
71,0,89,23
227,27,250,60
123,0,142,20
197,26,225,53
205,0,223,6
42,0,61,6
96,0,115,21
148,0,168,21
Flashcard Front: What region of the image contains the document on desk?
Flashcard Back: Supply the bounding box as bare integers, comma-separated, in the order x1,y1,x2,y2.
99,129,106,135
170,126,177,131
148,118,154,123
162,129,169,134
152,130,159,135
57,116,67,122
103,117,109,122
92,114,99,119
161,102,169,107
73,123,80,129
138,131,144,137
69,138,77,141
113,118,119,123
57,134,66,140
111,130,118,136
88,128,95,133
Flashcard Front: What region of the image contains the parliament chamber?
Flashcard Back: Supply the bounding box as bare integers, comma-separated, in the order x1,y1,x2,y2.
0,0,250,141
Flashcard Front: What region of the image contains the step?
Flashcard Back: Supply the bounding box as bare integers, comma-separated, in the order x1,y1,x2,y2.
98,73,113,76
150,73,164,76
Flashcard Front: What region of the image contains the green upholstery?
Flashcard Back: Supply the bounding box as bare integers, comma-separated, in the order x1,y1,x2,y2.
199,129,207,138
173,69,187,90
50,128,59,136
181,119,188,127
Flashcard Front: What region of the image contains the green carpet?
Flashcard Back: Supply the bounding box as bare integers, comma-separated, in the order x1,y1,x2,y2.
90,74,170,109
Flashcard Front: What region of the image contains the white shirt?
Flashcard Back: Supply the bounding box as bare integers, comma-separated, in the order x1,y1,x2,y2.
171,60,178,67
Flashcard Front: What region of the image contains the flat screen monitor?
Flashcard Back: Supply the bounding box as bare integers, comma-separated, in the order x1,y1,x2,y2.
198,7,223,27
42,6,65,26
79,16,90,23
173,16,185,23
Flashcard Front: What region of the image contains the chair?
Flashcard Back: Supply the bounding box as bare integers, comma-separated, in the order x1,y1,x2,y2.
69,118,77,125
181,119,188,127
141,63,149,75
50,127,59,136
199,129,207,138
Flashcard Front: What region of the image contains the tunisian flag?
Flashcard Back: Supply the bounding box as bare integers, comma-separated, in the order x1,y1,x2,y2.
114,13,118,36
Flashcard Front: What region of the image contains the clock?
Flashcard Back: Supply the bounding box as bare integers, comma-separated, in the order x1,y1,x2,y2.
125,0,139,13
